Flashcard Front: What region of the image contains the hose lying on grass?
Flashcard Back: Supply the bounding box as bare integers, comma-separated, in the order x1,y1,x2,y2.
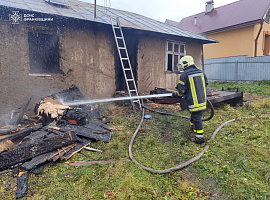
128,100,235,174
141,99,215,122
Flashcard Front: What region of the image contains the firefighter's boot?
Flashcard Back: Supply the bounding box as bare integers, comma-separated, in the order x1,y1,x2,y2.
190,136,205,144
191,130,205,144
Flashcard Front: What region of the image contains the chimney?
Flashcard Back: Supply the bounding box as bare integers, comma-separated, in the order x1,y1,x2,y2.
205,0,214,13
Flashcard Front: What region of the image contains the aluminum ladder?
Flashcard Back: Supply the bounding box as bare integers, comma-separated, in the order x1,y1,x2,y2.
111,17,141,110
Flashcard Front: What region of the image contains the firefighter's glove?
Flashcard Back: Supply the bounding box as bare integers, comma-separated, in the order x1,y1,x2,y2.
172,92,183,98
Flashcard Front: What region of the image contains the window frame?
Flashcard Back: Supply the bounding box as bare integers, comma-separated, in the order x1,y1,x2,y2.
28,31,61,74
165,40,186,73
263,31,270,56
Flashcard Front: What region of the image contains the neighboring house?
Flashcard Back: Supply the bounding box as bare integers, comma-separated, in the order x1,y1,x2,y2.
0,0,215,114
166,0,270,59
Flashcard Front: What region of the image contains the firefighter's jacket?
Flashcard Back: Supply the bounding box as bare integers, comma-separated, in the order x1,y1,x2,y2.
177,65,208,112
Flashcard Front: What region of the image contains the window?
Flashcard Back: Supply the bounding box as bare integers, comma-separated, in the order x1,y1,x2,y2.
28,32,61,73
166,41,185,72
263,31,270,56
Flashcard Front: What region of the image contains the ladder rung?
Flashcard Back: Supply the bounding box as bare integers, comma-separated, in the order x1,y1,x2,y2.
111,18,142,110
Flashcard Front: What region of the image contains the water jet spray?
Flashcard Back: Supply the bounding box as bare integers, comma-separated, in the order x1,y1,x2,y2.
61,93,173,106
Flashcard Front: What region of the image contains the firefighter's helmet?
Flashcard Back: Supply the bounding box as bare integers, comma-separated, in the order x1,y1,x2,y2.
179,56,195,69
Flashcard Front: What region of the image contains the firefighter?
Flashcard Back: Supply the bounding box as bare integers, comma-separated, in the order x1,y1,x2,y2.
173,55,208,144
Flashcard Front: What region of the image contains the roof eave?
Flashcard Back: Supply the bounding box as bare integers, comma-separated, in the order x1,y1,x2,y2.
122,27,217,44
202,19,263,35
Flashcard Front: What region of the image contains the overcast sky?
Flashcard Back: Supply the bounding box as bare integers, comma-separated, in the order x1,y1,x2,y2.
79,0,238,22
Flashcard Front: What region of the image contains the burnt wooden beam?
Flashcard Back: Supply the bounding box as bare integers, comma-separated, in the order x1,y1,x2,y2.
89,121,115,132
31,162,52,174
0,123,43,144
21,144,76,171
0,169,10,175
59,123,112,142
76,126,112,143
16,172,29,199
14,97,32,127
0,131,77,170
0,140,14,152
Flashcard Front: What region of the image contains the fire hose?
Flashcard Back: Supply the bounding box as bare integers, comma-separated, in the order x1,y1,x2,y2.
62,94,235,173
128,100,236,174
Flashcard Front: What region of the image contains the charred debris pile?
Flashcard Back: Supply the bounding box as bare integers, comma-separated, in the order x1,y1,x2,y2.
0,85,114,198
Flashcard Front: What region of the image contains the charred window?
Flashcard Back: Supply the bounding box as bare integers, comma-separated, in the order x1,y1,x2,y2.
166,41,185,72
28,32,60,73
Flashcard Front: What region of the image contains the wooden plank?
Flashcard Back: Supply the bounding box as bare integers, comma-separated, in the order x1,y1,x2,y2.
99,116,113,124
76,127,112,143
21,144,76,171
14,97,32,127
89,121,115,130
16,172,29,199
0,169,10,175
84,146,102,153
62,137,91,160
0,140,14,152
63,159,130,167
0,131,77,169
21,152,53,171
59,124,112,142
48,144,76,162
31,162,52,174
91,121,115,131
0,123,43,144
84,123,110,134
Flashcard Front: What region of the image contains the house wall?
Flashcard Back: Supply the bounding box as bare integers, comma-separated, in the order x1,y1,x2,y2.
0,18,115,116
0,19,66,116
255,22,270,57
60,25,115,99
203,25,255,59
137,35,202,94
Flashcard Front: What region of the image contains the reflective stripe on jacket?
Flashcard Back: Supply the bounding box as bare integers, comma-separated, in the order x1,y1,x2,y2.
177,65,208,112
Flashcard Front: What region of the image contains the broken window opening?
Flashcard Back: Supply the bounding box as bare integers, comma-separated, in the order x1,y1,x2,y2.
166,41,185,72
28,32,61,74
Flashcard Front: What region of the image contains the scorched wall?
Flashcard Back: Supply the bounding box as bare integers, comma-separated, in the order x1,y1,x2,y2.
137,35,203,94
0,18,115,116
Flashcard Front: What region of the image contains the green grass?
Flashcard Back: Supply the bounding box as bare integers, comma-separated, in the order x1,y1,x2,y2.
0,81,270,199
208,80,270,95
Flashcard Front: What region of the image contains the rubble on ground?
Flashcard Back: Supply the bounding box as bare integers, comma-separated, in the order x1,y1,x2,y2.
0,85,114,198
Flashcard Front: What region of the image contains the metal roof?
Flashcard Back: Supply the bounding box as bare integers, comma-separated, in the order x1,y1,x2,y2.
0,0,216,43
177,0,270,34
